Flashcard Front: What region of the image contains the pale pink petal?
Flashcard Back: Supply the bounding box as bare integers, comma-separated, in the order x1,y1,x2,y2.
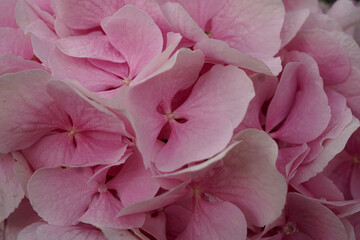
125,49,204,167
287,29,351,85
300,173,345,201
0,155,24,222
4,198,41,240
27,167,97,225
118,181,191,217
265,63,299,132
164,204,192,239
18,222,106,240
160,2,207,43
107,151,159,206
276,144,309,180
156,65,254,171
17,222,42,240
177,198,247,240
49,48,122,92
0,28,33,60
194,39,281,75
0,0,17,28
12,151,33,195
15,0,54,31
291,91,359,184
141,212,167,240
23,80,128,168
237,74,278,131
211,0,285,59
0,70,66,153
286,193,349,240
23,19,58,66
125,0,170,31
281,9,310,48
133,32,182,84
56,32,125,62
282,0,319,13
327,0,360,30
53,0,124,29
88,59,129,78
201,129,287,226
169,0,227,29
0,54,43,76
101,228,138,240
270,53,331,144
79,192,144,229
101,5,163,78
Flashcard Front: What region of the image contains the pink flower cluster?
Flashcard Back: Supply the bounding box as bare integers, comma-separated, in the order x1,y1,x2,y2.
1,0,360,239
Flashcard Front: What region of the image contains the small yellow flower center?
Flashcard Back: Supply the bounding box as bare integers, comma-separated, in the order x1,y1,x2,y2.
352,156,360,164
283,222,298,235
166,112,175,121
68,129,76,136
123,78,131,86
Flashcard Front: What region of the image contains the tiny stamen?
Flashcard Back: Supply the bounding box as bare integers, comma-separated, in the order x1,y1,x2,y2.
282,222,298,235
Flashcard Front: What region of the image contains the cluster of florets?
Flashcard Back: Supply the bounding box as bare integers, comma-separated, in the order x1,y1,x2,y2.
1,0,360,239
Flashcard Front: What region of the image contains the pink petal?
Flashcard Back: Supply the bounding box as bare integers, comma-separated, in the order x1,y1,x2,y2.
107,151,159,206
0,54,43,76
4,198,41,240
156,65,254,171
327,0,360,30
56,31,125,62
171,0,228,29
23,19,58,66
194,39,281,75
351,165,360,199
132,32,182,84
287,29,351,85
265,63,299,132
53,0,124,29
12,151,34,196
27,167,97,225
142,212,167,240
79,192,144,229
118,181,191,217
291,91,359,184
101,5,163,78
18,222,106,240
0,70,66,153
177,198,247,240
125,49,204,167
286,193,349,240
277,144,309,180
101,228,138,240
0,155,24,222
0,28,33,60
299,173,345,201
23,80,128,168
237,74,278,131
49,48,122,92
280,9,310,48
211,0,285,59
160,2,207,43
270,52,331,144
0,0,17,28
202,129,287,226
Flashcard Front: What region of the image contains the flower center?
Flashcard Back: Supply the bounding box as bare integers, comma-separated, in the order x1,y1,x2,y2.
282,222,298,235
352,156,360,164
68,128,76,136
98,184,107,193
123,78,131,86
